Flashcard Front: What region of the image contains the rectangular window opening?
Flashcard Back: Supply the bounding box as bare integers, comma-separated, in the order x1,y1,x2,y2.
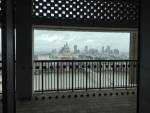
33,28,138,92
34,29,134,61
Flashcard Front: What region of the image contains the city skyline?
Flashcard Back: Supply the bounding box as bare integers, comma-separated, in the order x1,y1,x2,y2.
45,43,120,55
34,42,128,60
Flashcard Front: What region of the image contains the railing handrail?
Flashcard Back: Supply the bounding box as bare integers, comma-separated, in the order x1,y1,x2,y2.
34,60,138,62
0,60,138,63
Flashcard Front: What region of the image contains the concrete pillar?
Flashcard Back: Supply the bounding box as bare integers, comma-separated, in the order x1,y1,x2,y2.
129,32,138,85
2,0,16,112
139,0,150,112
129,32,138,60
16,0,33,100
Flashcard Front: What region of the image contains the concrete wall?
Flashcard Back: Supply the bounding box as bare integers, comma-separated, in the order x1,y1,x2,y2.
139,0,150,113
9,89,136,113
16,0,33,99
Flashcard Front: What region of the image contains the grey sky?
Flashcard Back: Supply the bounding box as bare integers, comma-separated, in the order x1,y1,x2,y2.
34,30,130,53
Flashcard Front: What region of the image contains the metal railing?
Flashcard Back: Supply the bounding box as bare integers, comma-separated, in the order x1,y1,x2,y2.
33,60,137,92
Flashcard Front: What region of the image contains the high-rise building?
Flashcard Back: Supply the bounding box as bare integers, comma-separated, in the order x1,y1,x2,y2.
84,45,88,53
59,43,71,54
102,46,105,53
114,49,119,55
106,45,111,54
74,45,78,54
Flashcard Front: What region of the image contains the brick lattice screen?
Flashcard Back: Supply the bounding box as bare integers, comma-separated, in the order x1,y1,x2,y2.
32,0,139,28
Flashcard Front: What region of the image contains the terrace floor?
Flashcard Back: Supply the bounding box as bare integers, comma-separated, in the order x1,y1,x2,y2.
0,88,137,113
0,67,137,113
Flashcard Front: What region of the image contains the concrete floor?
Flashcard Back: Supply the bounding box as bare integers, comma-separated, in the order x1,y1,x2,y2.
0,89,137,113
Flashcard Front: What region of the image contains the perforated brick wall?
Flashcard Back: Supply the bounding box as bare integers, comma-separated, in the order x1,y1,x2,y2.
32,0,139,27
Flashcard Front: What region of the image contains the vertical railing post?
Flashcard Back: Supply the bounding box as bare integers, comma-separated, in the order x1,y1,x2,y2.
136,60,138,87
34,61,35,91
126,61,128,89
112,61,115,90
72,61,74,92
57,62,59,91
99,61,101,90
41,61,44,93
86,61,88,91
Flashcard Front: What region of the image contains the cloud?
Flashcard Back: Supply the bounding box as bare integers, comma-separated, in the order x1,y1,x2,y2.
85,39,94,43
